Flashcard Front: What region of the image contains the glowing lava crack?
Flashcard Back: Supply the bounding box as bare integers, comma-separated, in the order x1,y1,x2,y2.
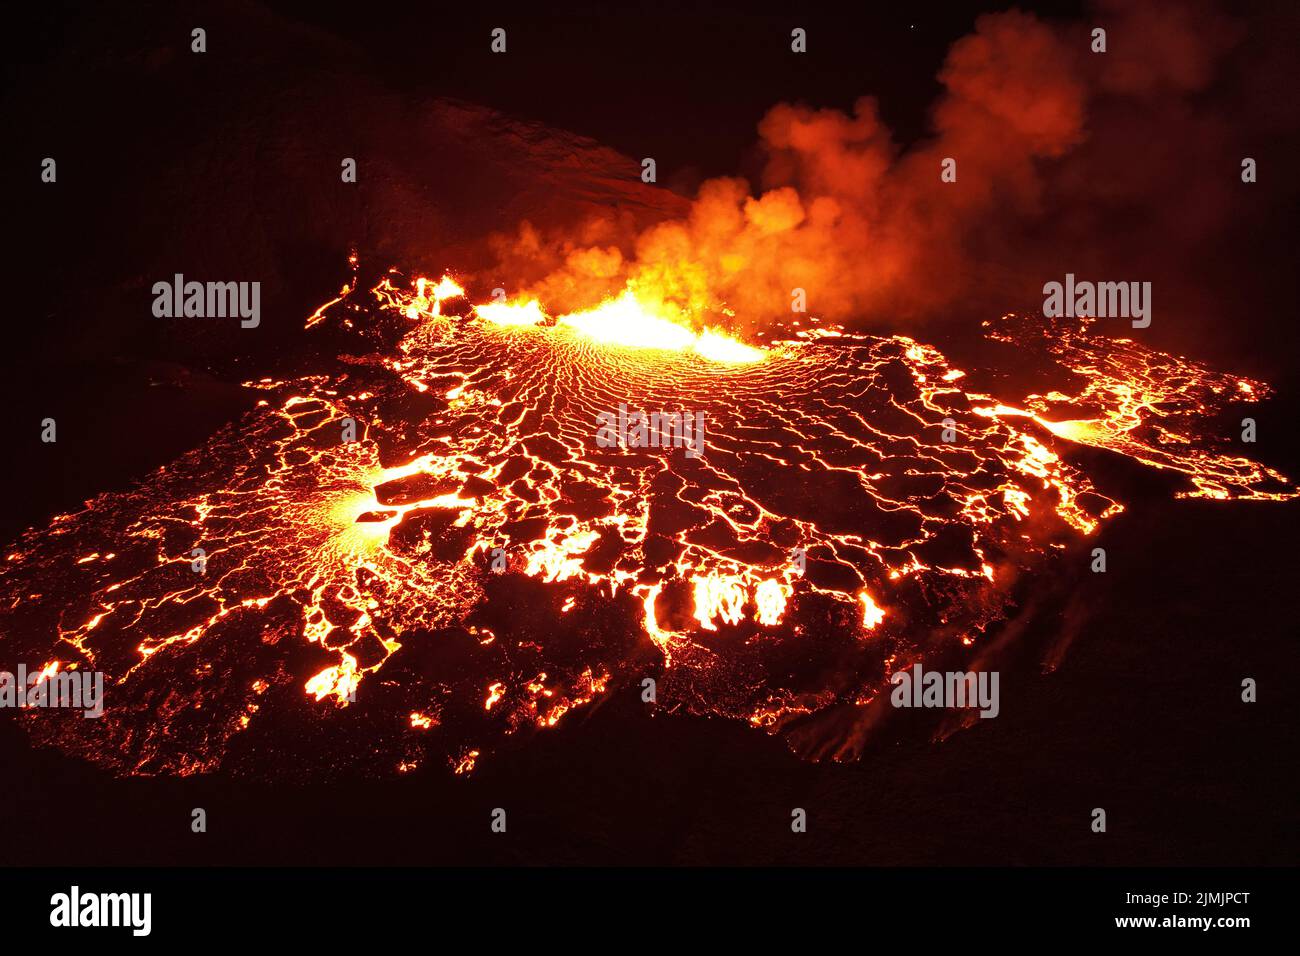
0,265,1292,777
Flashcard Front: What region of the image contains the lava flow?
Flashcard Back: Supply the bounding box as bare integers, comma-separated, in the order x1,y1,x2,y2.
0,261,1292,778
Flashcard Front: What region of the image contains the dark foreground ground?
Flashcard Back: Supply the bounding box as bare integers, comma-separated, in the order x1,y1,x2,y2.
0,468,1295,865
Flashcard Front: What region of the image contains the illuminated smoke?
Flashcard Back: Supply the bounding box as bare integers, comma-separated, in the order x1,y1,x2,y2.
488,2,1280,338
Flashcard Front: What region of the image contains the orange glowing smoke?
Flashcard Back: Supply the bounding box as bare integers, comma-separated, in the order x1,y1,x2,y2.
487,10,1092,327
486,2,1260,343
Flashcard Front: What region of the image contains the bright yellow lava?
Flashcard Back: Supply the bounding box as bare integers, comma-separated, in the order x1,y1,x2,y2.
475,286,765,364
475,299,548,326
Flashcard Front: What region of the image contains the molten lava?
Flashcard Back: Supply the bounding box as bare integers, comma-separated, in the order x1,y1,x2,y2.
476,285,766,364
0,260,1291,777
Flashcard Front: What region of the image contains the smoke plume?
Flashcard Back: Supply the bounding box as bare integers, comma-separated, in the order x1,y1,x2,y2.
487,0,1297,361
